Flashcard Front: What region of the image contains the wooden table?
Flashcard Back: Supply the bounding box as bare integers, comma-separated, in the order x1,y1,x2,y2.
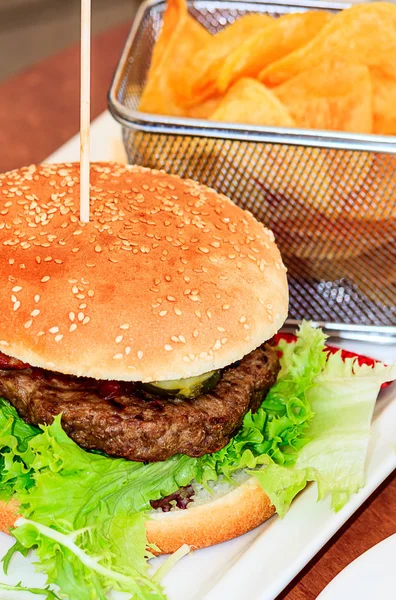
0,21,395,599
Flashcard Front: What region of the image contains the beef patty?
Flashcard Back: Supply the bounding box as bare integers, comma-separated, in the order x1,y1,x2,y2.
0,344,279,462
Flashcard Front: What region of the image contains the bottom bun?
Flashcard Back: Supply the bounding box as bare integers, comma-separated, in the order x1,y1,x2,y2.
0,478,275,555
0,498,20,534
146,477,275,555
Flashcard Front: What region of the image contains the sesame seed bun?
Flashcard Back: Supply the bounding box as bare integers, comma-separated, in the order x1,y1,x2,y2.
146,477,275,554
0,162,288,382
0,477,275,553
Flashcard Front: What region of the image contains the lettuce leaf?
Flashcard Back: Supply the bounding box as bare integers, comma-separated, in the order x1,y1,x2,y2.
0,402,197,599
0,582,60,598
197,321,327,482
253,349,396,515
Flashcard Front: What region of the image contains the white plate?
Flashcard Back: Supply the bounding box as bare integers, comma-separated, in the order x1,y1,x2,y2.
317,534,396,600
0,114,394,599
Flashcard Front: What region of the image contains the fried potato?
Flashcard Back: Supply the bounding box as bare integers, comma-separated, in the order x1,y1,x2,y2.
216,10,333,94
274,61,373,133
139,0,211,116
370,67,396,135
209,78,295,127
186,97,223,119
260,2,396,87
178,13,273,107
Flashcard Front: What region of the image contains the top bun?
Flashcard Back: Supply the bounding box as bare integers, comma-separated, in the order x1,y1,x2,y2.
0,163,288,382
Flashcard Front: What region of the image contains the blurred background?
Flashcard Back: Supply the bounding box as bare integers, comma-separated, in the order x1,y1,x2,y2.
0,0,139,80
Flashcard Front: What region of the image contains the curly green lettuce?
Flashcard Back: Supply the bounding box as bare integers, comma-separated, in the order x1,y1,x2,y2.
252,339,396,515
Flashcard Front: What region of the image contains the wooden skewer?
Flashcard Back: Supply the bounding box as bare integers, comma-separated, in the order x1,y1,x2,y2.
80,0,91,223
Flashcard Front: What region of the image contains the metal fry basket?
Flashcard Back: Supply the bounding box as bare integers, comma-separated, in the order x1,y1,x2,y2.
109,0,396,342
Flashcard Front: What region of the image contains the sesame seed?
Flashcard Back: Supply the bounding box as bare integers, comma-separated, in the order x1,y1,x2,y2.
69,312,75,322
137,350,144,360
95,245,102,253
78,312,84,321
174,308,182,316
82,317,90,325
34,295,40,303
69,324,77,332
222,304,230,310
11,295,17,303
240,316,246,323
164,344,173,351
49,326,59,334
116,335,123,343
55,334,63,343
120,323,129,330
199,247,209,253
13,301,20,311
31,309,40,317
125,347,131,355
179,335,186,343
167,295,176,302
213,340,221,351
88,290,94,297
193,329,199,338
159,310,167,317
41,276,50,283
12,286,22,292
113,353,123,360
72,285,79,294
24,320,33,329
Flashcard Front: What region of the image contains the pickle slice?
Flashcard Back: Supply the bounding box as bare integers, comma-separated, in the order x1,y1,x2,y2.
143,370,221,399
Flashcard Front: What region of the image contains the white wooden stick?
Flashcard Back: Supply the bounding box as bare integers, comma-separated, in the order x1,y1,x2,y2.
80,0,91,223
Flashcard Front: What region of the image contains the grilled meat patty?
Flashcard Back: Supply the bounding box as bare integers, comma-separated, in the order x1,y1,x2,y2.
0,344,279,462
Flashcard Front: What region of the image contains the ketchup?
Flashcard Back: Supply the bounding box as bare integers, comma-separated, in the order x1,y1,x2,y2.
0,351,29,370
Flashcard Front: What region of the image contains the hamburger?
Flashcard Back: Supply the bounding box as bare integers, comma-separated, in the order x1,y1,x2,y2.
0,162,393,599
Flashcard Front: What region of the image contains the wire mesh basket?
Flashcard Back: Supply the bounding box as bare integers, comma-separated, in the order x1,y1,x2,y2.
109,0,396,342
